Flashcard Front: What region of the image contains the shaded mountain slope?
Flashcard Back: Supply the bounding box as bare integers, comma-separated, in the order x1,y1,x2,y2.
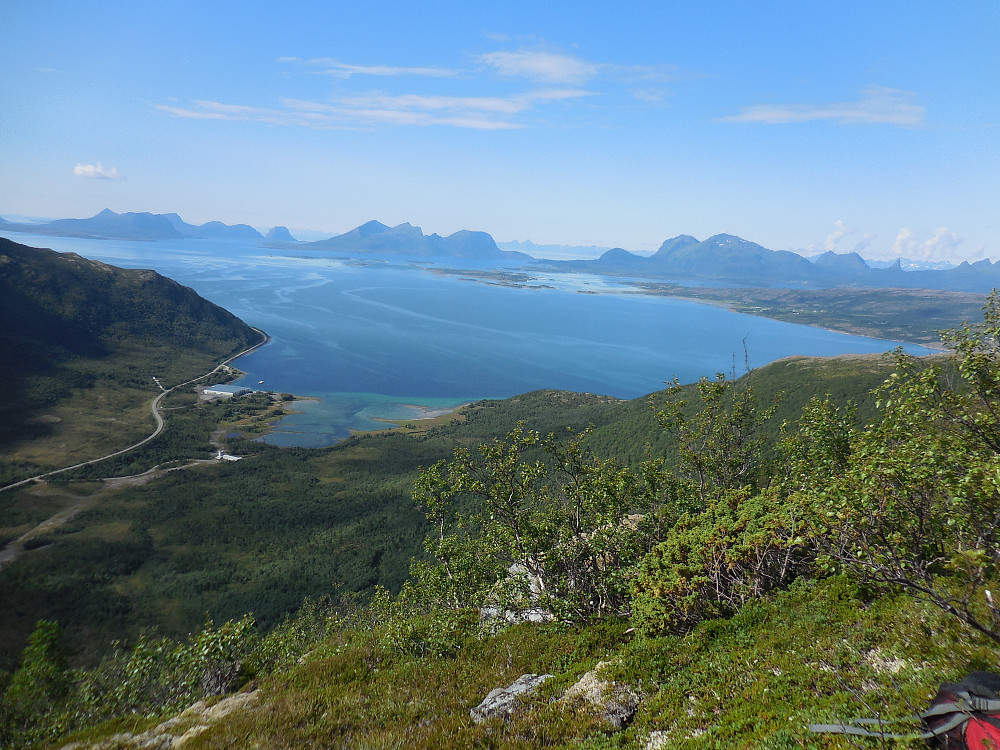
0,237,260,449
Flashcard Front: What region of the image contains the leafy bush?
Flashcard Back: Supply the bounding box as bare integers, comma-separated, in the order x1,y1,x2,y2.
806,293,1000,645
632,486,807,635
411,425,668,623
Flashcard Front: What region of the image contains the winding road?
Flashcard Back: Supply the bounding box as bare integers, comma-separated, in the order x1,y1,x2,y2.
0,328,269,494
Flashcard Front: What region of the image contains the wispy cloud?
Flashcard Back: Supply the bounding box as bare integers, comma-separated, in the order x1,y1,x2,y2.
160,47,677,131
157,90,592,130
720,86,925,126
825,219,851,252
73,162,123,180
280,57,460,79
630,88,671,104
853,232,877,254
479,50,598,85
893,226,965,259
155,101,323,127
284,97,524,130
335,89,590,114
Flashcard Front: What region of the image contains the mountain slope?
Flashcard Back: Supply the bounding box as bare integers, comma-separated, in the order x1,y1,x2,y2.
0,237,261,452
0,351,899,675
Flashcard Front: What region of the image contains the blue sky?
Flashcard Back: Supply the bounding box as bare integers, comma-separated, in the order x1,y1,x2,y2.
2,1,998,259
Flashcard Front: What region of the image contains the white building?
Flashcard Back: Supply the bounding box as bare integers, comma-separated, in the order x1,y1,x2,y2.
203,384,253,398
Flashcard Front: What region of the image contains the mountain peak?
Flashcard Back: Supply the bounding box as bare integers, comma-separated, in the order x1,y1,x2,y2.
265,226,297,242
652,235,700,258
357,220,391,237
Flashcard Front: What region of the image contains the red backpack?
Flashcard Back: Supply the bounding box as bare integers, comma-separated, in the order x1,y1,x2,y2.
809,671,1000,747
924,672,1000,749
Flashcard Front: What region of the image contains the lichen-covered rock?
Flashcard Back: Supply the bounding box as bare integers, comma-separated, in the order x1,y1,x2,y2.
57,691,259,750
563,661,639,729
470,673,553,724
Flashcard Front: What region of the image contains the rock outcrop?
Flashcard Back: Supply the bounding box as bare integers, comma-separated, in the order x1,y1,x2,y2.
562,661,640,729
57,690,259,750
470,673,553,724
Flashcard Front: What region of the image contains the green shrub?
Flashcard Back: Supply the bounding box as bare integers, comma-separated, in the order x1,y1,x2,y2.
632,486,807,636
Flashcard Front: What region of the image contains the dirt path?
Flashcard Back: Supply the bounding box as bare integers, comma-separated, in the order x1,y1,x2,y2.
0,459,218,571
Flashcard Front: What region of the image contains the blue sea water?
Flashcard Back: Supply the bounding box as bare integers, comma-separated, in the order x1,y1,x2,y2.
4,233,932,447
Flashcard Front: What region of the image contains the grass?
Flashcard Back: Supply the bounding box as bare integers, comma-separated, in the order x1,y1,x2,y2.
631,285,985,346
0,380,154,477
62,575,995,750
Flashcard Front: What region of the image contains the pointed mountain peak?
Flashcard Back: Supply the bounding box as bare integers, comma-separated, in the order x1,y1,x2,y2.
266,226,297,242
390,222,423,234
357,220,391,236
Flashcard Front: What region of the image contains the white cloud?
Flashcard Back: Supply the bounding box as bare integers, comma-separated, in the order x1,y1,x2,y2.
334,89,590,114
825,219,851,251
73,162,123,180
922,226,964,257
285,98,523,130
282,57,460,79
160,98,514,130
160,47,678,132
158,86,592,131
853,232,877,254
892,227,917,256
720,86,925,126
630,88,671,104
892,226,964,259
479,50,598,85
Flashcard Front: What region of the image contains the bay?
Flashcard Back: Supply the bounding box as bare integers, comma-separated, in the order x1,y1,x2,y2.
3,233,931,446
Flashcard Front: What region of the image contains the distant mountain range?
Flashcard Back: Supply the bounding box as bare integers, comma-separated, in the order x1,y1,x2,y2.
0,209,289,243
304,220,532,261
0,211,530,261
3,210,1000,292
497,239,619,260
549,233,1000,293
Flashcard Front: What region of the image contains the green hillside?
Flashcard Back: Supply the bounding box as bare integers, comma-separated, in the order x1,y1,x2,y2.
0,237,261,478
2,246,999,747
0,350,909,675
5,305,1000,746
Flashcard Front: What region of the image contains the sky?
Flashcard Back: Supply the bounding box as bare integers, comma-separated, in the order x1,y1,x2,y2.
2,1,998,260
